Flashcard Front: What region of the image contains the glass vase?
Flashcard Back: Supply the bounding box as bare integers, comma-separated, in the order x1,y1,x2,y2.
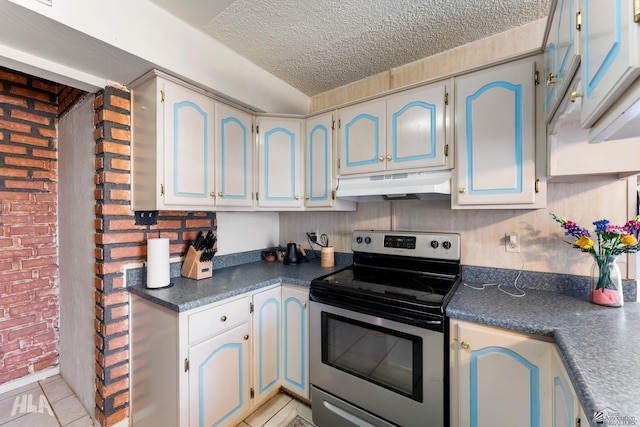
589,255,624,307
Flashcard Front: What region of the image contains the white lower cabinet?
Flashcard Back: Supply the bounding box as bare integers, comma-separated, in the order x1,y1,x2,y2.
281,284,310,400
131,284,310,427
450,320,586,427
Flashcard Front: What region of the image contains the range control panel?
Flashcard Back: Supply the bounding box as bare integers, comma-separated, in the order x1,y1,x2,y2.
352,230,461,261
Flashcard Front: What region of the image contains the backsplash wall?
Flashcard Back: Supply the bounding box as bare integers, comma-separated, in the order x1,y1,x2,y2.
280,177,638,279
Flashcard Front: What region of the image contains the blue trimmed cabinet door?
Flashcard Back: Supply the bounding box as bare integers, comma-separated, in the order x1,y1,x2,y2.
162,80,216,208
256,118,303,210
453,58,539,208
338,98,386,176
453,320,552,427
580,0,640,128
305,112,335,208
252,286,281,408
550,348,579,427
214,103,254,208
281,285,309,400
385,82,450,172
188,323,250,427
543,0,580,123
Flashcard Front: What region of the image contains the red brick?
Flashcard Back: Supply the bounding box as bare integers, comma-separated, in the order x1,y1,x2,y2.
109,189,130,201
96,232,143,245
110,128,130,141
94,247,103,260
185,219,213,228
109,95,130,111
94,93,104,110
93,127,104,141
21,255,57,268
103,293,129,309
0,168,29,178
105,349,128,367
0,94,28,107
107,334,128,352
4,180,47,191
0,314,37,330
109,305,128,320
38,128,56,138
113,390,129,408
10,110,52,126
7,322,47,341
33,354,58,371
10,86,52,103
109,364,129,381
32,170,57,180
0,367,29,384
95,204,133,216
106,407,128,425
0,119,31,133
32,148,57,159
111,276,125,290
97,171,130,185
0,292,31,306
109,246,144,259
32,80,59,94
0,70,28,85
0,145,27,154
9,133,51,147
155,220,182,229
33,102,57,114
95,109,130,126
107,219,138,231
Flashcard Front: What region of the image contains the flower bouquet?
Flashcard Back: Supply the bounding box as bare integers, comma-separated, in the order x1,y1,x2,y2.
550,213,640,307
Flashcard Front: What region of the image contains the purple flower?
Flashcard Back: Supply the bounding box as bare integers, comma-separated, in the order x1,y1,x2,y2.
593,219,610,233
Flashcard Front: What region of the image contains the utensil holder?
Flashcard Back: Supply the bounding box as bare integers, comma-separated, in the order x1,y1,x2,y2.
181,246,213,280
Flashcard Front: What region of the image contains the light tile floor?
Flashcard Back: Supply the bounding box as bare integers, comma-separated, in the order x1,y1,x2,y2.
0,376,313,427
0,375,92,427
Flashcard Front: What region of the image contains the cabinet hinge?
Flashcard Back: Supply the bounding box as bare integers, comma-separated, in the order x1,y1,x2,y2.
331,120,336,130
256,192,259,201
535,178,540,194
534,70,540,86
332,190,336,200
160,90,165,103
444,92,449,105
337,158,341,169
256,125,259,134
250,302,254,313
575,417,581,427
252,124,254,133
160,184,164,196
184,358,189,372
444,144,449,157
576,11,582,30
634,0,640,22
338,119,341,129
250,388,254,399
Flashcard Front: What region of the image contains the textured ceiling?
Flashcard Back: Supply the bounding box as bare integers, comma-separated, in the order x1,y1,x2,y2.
149,0,551,96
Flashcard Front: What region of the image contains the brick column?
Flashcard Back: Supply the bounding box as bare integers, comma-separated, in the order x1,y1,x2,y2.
92,85,216,426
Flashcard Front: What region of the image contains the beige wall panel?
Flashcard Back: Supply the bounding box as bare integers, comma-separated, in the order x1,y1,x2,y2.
391,19,547,89
280,178,636,278
279,202,393,253
310,71,391,113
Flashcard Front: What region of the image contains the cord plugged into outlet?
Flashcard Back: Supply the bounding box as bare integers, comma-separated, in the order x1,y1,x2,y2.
307,230,318,244
505,233,520,252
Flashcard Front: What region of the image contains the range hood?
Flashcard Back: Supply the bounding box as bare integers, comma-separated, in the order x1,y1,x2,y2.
336,170,451,202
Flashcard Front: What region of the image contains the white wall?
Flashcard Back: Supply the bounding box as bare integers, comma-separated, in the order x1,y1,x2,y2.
216,212,280,255
280,178,638,278
58,95,96,416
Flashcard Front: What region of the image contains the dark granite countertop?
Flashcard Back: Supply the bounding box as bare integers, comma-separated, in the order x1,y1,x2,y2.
128,258,350,312
447,283,640,427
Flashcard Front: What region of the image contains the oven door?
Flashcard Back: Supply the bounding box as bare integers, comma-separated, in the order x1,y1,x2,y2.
310,301,445,427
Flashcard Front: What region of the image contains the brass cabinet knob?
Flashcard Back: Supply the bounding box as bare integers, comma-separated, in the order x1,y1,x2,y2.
461,341,470,350
378,156,384,162
458,187,466,194
295,195,300,200
220,315,227,322
243,334,249,340
386,155,392,161
570,91,584,103
302,302,307,309
547,72,557,86
305,195,310,200
218,192,223,197
209,192,215,197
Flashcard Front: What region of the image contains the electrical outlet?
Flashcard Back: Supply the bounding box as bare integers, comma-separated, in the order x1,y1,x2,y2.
505,233,520,252
308,229,318,243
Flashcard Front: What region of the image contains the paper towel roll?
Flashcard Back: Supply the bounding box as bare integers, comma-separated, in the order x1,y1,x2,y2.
147,238,170,288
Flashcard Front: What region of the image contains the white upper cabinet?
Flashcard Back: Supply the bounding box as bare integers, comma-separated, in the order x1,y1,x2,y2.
543,0,581,123
338,99,387,176
385,83,450,172
453,58,544,209
256,117,303,210
215,103,254,208
131,72,217,211
580,0,640,128
338,81,450,177
305,112,356,210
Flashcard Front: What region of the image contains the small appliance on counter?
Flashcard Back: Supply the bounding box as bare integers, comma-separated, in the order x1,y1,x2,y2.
283,241,306,264
181,230,216,280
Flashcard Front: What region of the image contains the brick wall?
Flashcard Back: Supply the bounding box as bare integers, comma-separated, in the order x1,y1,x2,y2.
92,86,216,426
0,67,59,384
1,67,217,427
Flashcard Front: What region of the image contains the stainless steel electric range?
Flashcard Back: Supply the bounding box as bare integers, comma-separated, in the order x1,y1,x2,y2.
309,230,461,427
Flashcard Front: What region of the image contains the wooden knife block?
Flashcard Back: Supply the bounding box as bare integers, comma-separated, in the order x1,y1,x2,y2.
181,246,213,280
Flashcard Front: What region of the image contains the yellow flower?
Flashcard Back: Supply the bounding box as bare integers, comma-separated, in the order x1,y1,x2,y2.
576,236,594,250
621,235,638,246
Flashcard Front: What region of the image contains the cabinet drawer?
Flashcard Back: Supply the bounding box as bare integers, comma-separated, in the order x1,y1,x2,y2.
188,296,249,344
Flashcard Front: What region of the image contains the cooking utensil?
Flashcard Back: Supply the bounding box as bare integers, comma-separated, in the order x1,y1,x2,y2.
284,242,299,264
319,234,329,247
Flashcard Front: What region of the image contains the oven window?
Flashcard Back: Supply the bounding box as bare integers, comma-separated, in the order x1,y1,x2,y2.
321,312,423,402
